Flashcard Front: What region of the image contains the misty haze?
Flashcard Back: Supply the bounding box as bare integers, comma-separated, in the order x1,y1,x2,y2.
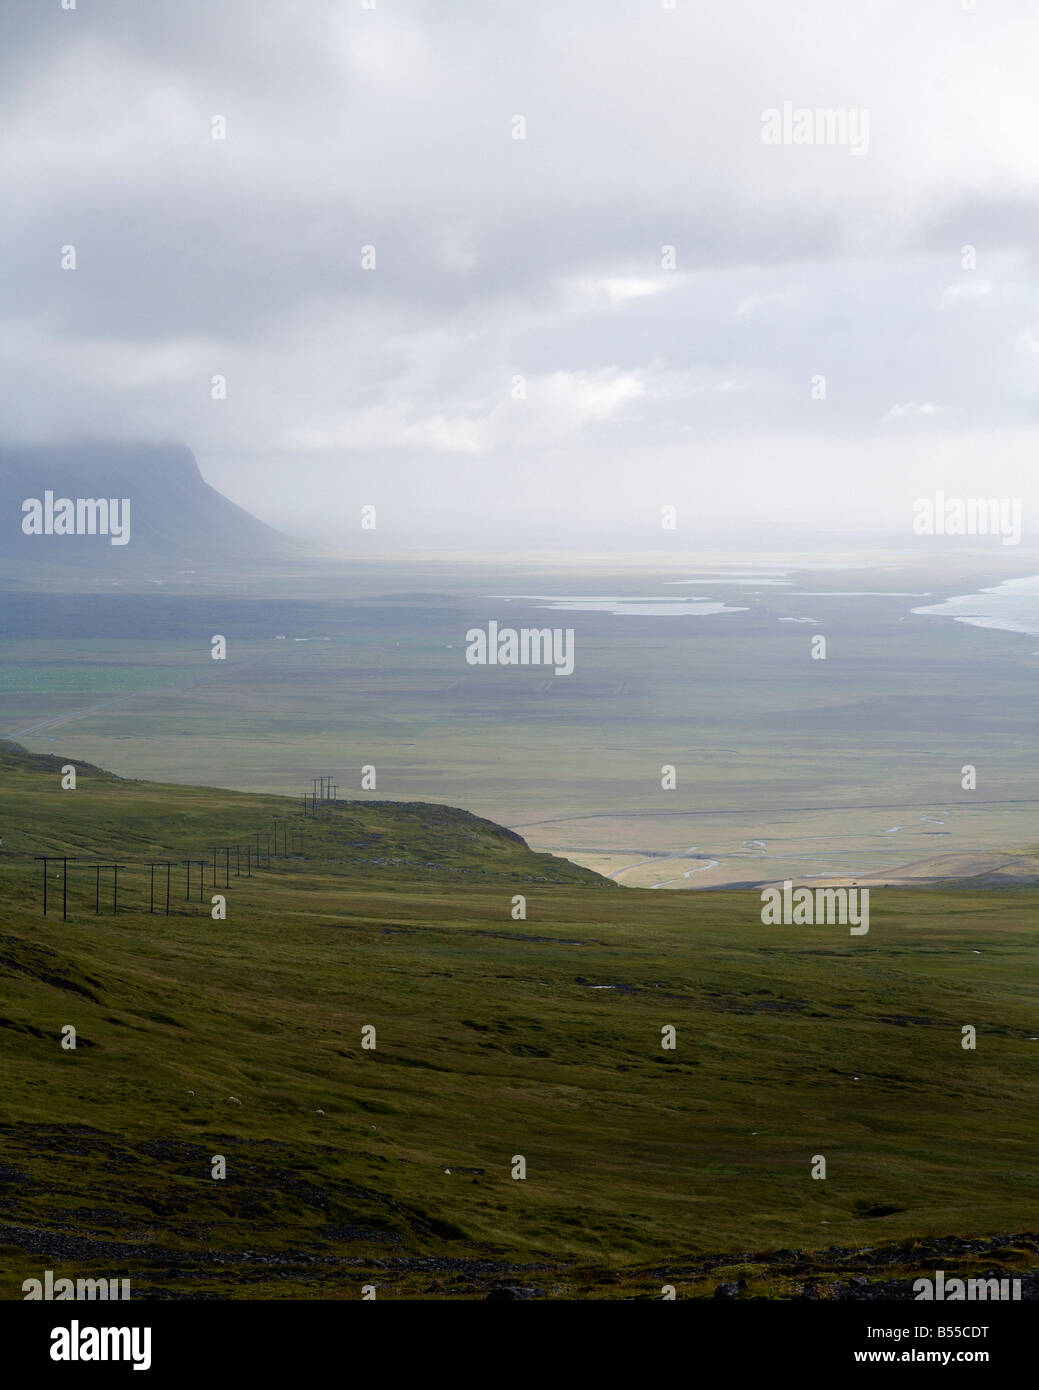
1,0,1037,1356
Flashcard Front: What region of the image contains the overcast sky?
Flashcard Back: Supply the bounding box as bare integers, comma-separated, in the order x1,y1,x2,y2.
2,0,1038,548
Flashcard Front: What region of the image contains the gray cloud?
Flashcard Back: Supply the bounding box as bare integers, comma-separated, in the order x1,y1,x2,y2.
2,0,1038,545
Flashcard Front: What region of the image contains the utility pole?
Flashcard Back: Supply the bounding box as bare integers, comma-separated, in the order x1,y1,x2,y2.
183,860,192,900
36,856,72,919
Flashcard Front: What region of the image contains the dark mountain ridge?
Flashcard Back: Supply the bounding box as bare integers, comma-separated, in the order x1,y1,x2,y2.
0,441,287,567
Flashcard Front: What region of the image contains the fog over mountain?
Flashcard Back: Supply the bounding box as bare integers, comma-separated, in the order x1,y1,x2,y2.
2,0,1038,547
0,442,286,565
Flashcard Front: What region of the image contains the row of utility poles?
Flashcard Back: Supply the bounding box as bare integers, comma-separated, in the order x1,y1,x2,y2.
302,772,337,816
32,773,338,920
33,815,307,921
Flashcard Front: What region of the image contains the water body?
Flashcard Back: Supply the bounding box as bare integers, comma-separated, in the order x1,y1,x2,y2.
651,859,721,888
664,575,792,587
913,575,1039,635
489,595,748,617
789,591,933,597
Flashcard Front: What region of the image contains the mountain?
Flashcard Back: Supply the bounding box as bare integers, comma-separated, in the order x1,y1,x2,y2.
0,441,288,569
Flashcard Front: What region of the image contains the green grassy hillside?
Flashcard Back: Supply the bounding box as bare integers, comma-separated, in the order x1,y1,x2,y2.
1,744,1037,1299
0,741,609,889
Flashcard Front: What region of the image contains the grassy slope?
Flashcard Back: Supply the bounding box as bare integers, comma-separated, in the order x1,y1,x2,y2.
1,745,1037,1299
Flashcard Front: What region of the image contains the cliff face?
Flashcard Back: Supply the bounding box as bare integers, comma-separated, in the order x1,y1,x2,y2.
0,441,286,564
